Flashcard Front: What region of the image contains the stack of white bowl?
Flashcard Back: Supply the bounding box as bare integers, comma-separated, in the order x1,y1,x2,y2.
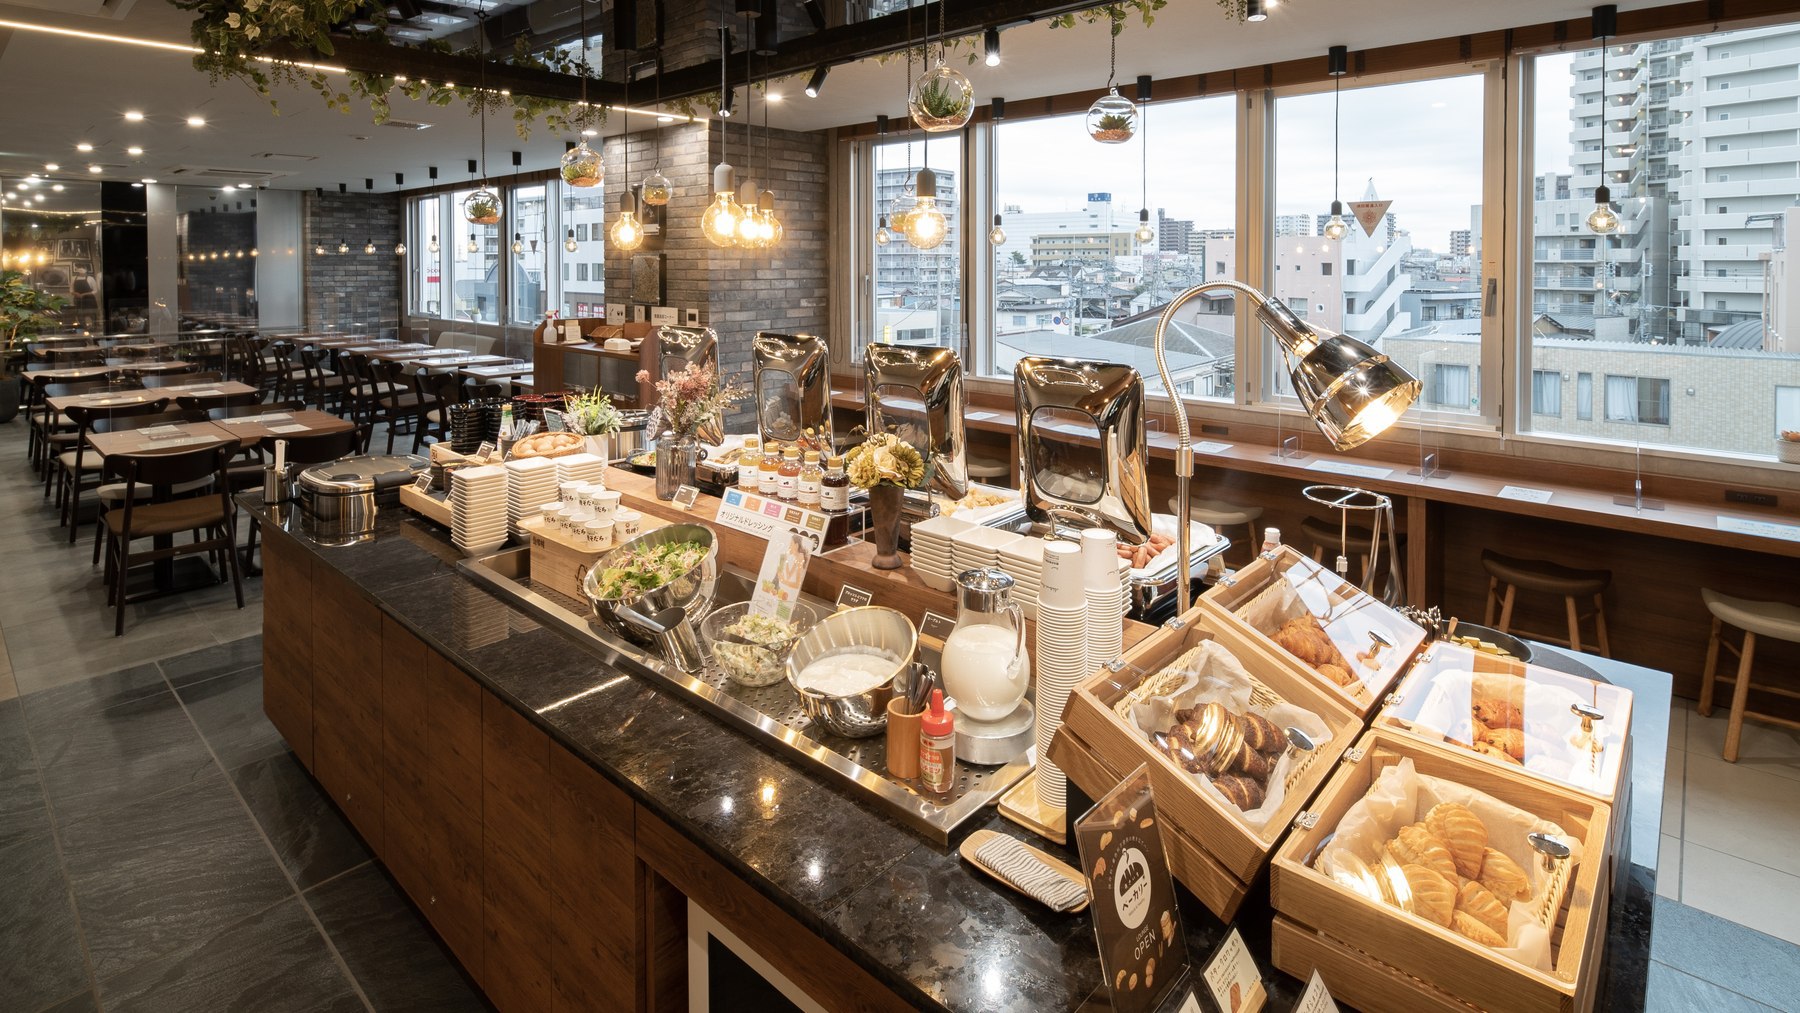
1033,540,1090,811
554,452,605,489
1081,529,1128,670
451,465,508,556
995,534,1045,620
907,514,971,592
503,456,560,539
950,525,1017,581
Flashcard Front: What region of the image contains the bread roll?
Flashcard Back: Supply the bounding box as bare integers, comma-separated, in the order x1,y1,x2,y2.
1456,879,1509,938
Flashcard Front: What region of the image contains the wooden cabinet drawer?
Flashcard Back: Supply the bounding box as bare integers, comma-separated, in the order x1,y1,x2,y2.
549,745,636,1012
482,694,555,1013
260,532,313,769
311,561,383,850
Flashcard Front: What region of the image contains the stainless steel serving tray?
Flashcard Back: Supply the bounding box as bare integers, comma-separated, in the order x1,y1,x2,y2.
457,547,1031,844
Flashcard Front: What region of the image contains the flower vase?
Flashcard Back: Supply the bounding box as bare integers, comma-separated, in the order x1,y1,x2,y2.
655,432,697,500
867,484,904,570
584,433,610,463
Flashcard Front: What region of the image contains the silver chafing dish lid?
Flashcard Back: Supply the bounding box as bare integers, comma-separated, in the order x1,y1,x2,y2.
296,455,426,494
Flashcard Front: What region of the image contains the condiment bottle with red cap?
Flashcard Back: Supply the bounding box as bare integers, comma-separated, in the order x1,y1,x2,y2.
919,689,955,794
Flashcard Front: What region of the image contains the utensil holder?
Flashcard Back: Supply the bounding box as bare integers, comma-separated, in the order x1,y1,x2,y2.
262,464,294,503
886,699,923,779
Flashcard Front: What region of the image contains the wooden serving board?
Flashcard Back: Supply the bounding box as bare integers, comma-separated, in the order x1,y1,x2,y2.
398,485,452,527
957,829,1089,913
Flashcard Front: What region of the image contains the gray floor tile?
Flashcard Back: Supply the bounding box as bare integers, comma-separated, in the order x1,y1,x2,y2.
0,698,51,851
232,752,370,890
159,635,263,689
22,663,167,723
0,831,93,1012
27,684,215,828
175,667,287,772
1680,841,1800,946
97,897,362,1013
1645,961,1779,1012
306,863,490,1013
10,621,219,698
1650,896,1800,1009
58,773,294,981
39,988,100,1013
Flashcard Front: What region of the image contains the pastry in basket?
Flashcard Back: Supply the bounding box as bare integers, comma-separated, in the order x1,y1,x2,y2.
1482,727,1527,763
1451,909,1507,947
1472,696,1524,731
1386,823,1459,883
1316,663,1355,688
1237,711,1285,754
1471,740,1522,766
1211,774,1265,811
1158,702,1286,811
1271,615,1361,691
1455,879,1510,938
1399,863,1455,927
510,431,584,459
1424,802,1489,878
1478,846,1531,901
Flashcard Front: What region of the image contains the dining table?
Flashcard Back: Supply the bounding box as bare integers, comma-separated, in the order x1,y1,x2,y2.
412,354,518,372
47,381,259,414
458,362,536,380
208,408,353,443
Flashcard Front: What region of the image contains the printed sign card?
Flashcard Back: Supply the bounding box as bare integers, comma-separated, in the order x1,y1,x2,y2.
750,530,815,621
1074,765,1190,1013
1200,929,1266,1013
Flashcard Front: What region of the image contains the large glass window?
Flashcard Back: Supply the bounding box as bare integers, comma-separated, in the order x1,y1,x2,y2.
1272,73,1487,416
510,184,548,324
991,95,1236,397
562,183,606,317
411,195,443,317
1527,28,1800,456
446,188,500,324
869,134,961,358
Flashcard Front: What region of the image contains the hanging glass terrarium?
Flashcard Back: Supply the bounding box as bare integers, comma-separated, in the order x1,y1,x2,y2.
1087,87,1136,143
909,64,973,133
462,186,503,225
642,168,671,206
560,141,603,188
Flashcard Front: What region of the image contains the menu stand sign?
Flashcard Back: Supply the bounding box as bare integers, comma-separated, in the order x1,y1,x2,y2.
1074,765,1191,1013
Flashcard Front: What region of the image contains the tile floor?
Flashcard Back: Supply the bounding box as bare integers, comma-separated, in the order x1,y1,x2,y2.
5,417,1800,1010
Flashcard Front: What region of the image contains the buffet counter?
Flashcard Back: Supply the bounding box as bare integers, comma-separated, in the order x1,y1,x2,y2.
244,477,1671,1013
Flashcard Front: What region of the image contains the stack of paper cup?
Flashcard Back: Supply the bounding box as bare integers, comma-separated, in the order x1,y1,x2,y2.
1033,541,1088,811
1081,529,1127,670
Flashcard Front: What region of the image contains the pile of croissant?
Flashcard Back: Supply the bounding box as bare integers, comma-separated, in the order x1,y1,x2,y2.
1383,801,1533,947
1469,676,1528,766
1155,705,1286,811
1270,615,1358,690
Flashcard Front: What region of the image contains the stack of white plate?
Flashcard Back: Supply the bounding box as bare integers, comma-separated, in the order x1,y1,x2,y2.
995,535,1045,620
504,456,560,539
908,515,972,592
1033,544,1089,812
554,452,605,489
451,465,508,556
950,525,1017,580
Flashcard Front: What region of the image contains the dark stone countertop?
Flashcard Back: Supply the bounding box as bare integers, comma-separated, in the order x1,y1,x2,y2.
245,494,1670,1013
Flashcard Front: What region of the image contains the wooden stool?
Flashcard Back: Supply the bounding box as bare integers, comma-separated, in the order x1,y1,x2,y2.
1168,496,1262,568
1699,589,1800,763
1480,550,1611,656
966,455,1012,482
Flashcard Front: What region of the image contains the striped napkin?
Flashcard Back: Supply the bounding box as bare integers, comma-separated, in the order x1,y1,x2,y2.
973,836,1089,912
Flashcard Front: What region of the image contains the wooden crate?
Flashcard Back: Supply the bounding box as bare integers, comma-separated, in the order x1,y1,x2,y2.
1198,545,1428,719
1268,730,1613,1013
398,484,452,527
1046,606,1364,921
522,515,668,601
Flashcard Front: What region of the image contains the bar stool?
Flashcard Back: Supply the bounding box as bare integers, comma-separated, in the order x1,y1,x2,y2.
1300,515,1407,588
1479,549,1612,656
966,454,1011,483
1167,496,1262,568
1699,589,1800,763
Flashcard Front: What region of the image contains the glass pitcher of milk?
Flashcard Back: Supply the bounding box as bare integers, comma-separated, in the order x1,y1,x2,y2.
941,568,1030,722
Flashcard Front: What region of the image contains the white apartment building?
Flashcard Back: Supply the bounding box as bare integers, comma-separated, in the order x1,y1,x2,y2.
991,192,1137,264
1213,217,1413,345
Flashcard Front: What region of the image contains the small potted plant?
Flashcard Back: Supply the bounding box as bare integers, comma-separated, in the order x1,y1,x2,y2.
563,387,623,460
1090,111,1135,142
462,188,502,225
560,142,603,188
845,431,926,570
1779,429,1800,465
909,65,974,133
635,361,747,499
0,269,66,424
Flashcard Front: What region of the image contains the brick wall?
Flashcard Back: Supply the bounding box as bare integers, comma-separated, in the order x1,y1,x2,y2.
302,191,404,333
182,208,257,319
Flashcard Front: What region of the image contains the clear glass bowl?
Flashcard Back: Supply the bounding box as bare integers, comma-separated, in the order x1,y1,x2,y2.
560,142,603,188
461,186,503,225
1086,87,1137,144
702,600,827,687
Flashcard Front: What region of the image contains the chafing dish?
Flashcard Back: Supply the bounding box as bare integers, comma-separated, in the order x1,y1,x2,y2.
864,342,968,500
1013,356,1153,545
752,331,833,453
295,454,426,545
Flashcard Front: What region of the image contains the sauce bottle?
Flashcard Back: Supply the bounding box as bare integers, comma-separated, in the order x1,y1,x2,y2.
777,446,802,500
919,689,955,794
759,442,781,495
738,437,762,488
820,455,849,511
797,450,823,507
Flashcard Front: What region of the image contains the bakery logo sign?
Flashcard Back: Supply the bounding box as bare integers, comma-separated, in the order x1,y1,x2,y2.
1075,765,1190,1013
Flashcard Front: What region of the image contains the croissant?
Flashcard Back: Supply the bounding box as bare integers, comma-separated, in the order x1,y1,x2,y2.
1473,697,1524,731
1212,774,1266,811
1456,879,1510,938
1478,847,1531,901
1425,802,1489,879
1273,617,1332,666
1400,863,1455,927
1482,727,1527,762
1386,823,1459,883
1451,909,1507,947
1316,663,1357,688
1238,712,1286,755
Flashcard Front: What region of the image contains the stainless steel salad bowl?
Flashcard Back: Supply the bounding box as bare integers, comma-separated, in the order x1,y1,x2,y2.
784,606,917,738
582,523,720,649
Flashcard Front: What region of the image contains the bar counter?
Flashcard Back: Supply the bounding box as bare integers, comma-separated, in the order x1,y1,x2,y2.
243,487,1670,1013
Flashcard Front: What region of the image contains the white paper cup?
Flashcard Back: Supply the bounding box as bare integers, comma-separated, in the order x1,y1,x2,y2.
584,519,614,550
1041,542,1085,609
615,508,641,539
1080,528,1119,591
594,489,622,517
539,502,563,524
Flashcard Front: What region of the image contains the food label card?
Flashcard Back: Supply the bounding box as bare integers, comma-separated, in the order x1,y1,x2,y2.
717,488,829,551
1075,765,1189,1013
836,584,873,611
1293,971,1339,1013
1200,929,1265,1013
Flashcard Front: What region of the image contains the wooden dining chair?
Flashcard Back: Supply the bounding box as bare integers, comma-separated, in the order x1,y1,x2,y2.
99,441,242,636
299,346,352,414
37,380,113,486
59,399,174,542
88,409,212,565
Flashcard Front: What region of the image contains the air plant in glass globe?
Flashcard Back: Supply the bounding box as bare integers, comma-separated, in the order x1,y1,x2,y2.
909,64,973,133
462,187,502,225
642,168,671,206
560,141,603,188
1087,89,1136,143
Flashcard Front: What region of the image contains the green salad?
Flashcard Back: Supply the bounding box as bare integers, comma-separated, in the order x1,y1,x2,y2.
591,541,708,601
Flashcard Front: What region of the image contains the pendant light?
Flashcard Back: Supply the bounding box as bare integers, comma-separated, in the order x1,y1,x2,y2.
560,0,603,188
337,238,350,255
467,233,479,253
906,167,947,250
428,234,440,254
1086,22,1136,144
364,238,377,255
1323,46,1350,241
643,52,671,206
511,233,524,255
394,239,406,256
1587,5,1622,234
988,99,1006,246
1133,77,1153,245
610,74,644,252
734,9,763,249
909,1,972,133
564,228,578,253
461,8,502,226
875,114,893,246
701,25,742,247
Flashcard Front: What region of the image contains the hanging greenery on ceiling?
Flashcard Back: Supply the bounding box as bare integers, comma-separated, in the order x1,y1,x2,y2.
171,0,601,138
1047,1,1168,35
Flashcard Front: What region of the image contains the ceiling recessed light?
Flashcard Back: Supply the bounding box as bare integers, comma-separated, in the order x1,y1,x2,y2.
581,127,598,137
141,177,157,184
131,182,143,188
88,165,102,173
237,182,253,189
124,110,144,121
45,162,59,171
186,115,206,127
76,142,93,152
766,92,783,103
34,194,43,202
127,146,143,156
52,184,64,191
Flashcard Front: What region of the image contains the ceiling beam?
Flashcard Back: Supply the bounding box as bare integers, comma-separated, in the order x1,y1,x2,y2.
259,34,627,106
